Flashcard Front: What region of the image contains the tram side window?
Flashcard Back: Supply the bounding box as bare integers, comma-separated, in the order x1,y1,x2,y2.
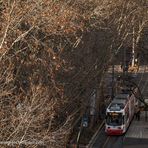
125,111,129,122
122,116,124,124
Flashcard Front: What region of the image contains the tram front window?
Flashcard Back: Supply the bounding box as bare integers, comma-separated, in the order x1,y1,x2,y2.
106,112,123,126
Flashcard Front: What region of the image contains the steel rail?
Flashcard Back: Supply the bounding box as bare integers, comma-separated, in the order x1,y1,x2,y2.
86,120,105,148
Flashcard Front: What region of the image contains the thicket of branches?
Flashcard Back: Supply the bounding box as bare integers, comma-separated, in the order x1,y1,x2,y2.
0,0,147,147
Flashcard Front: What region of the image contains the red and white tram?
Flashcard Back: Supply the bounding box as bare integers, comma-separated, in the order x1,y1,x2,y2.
105,88,138,135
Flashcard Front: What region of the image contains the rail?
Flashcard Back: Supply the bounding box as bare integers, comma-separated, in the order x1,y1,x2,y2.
87,120,105,148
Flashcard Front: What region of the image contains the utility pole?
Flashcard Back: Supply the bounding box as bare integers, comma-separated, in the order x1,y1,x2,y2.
132,25,135,67
76,127,82,148
111,58,114,100
123,47,127,79
145,109,147,121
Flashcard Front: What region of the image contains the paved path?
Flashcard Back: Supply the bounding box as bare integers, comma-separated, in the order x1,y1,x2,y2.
125,111,148,139
124,65,148,147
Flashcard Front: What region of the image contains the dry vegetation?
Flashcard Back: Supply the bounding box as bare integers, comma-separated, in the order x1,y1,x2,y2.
0,0,147,147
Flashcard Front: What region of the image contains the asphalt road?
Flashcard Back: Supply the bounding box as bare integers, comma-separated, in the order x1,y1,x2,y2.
92,127,124,148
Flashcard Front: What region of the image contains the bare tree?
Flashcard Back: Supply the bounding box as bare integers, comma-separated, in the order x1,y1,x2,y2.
0,0,147,147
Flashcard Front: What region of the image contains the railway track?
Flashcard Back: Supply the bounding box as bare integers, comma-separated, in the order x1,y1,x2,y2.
88,69,148,147
88,125,124,148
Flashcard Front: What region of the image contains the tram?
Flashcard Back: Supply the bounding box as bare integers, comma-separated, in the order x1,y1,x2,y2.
105,87,138,135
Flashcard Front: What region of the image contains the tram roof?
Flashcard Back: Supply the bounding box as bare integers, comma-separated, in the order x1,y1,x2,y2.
114,94,129,99
112,98,127,104
107,94,129,111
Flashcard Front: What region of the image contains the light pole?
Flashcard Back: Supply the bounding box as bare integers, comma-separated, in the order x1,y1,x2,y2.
132,26,135,67
111,58,114,100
